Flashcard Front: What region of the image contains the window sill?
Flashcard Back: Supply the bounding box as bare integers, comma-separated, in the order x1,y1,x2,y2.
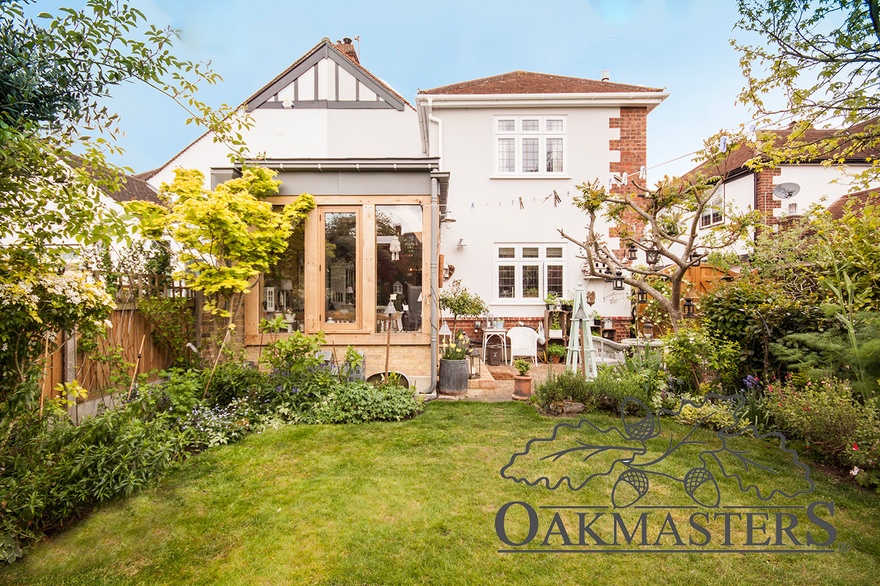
490,174,571,180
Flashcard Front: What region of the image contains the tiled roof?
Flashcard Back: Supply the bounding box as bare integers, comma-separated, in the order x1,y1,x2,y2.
106,174,161,204
687,123,880,179
420,71,663,95
826,188,879,220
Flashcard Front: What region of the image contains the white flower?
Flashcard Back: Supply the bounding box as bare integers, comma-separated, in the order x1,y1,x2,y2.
850,466,861,476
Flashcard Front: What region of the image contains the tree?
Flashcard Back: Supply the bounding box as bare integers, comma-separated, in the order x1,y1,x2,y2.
127,167,315,339
0,0,251,262
439,280,488,336
734,0,880,184
560,148,759,330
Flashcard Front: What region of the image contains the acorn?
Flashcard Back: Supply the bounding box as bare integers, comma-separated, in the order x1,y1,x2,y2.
612,469,650,508
683,467,720,508
621,398,656,440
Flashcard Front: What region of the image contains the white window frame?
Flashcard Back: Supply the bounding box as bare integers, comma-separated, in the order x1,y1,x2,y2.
493,116,567,177
494,244,567,303
700,196,724,228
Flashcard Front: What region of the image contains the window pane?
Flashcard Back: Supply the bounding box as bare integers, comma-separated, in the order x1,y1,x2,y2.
498,119,515,132
376,205,423,332
498,247,515,259
546,265,563,297
546,119,563,132
264,220,306,332
546,246,563,258
498,266,515,298
546,138,563,172
325,212,358,324
522,119,539,131
498,138,515,173
522,246,539,258
522,138,539,173
522,265,540,298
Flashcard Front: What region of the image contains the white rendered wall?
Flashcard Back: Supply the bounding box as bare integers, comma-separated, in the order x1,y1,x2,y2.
148,106,423,190
773,164,879,217
432,105,629,320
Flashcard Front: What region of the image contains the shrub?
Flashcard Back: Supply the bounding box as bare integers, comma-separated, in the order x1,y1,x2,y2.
307,380,422,424
663,324,741,394
533,370,598,412
0,395,188,563
651,392,746,432
766,377,880,491
591,350,667,411
138,296,197,368
203,361,267,408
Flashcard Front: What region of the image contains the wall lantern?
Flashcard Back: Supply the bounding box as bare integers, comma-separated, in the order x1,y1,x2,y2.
684,297,695,317
646,247,660,265
612,271,625,291
627,243,639,261
440,210,456,224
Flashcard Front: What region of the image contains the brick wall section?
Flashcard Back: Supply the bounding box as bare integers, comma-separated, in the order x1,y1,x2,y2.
755,168,782,226
453,317,634,345
609,107,649,256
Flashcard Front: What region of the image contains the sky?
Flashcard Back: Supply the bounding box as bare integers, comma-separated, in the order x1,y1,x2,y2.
29,0,764,179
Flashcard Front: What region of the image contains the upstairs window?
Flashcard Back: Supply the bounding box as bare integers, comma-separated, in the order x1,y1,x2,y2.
700,196,724,228
495,116,566,176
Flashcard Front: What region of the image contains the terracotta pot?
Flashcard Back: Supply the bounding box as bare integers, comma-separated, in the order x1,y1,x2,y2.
512,375,532,400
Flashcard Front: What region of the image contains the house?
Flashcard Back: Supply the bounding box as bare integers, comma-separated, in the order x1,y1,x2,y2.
143,38,445,393
689,125,880,257
416,71,668,340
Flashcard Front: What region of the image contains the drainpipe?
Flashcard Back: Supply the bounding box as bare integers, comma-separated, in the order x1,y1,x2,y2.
430,174,440,393
426,97,443,166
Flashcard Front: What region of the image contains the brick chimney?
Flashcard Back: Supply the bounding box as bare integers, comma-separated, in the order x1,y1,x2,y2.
335,37,359,64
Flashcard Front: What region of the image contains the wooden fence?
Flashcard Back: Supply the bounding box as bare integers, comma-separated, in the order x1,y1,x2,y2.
41,274,196,400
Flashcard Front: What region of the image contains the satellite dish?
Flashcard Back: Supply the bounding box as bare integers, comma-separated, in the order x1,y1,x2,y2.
773,182,801,199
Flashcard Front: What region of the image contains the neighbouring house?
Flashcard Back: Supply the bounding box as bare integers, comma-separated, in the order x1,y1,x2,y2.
665,123,880,299
689,124,880,257
416,71,668,341
143,38,444,393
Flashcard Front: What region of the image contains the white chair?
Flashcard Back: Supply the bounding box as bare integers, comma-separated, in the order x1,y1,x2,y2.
507,326,539,366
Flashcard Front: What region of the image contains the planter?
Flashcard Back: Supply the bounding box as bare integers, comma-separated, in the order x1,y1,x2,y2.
549,329,563,338
512,375,532,400
439,359,469,395
560,303,573,312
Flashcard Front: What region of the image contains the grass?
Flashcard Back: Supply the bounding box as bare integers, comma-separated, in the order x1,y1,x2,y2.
1,401,878,585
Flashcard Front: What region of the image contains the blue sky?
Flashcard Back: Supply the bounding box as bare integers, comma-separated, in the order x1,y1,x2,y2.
32,0,761,179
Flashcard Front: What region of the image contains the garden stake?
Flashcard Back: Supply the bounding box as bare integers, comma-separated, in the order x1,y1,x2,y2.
202,326,231,399
385,314,392,381
127,334,146,401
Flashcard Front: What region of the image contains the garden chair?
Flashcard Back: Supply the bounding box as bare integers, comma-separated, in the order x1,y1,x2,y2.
507,326,539,366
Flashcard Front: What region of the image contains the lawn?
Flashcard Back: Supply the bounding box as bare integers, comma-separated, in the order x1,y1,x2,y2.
1,401,878,585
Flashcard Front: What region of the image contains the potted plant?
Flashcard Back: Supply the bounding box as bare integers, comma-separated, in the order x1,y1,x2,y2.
439,331,470,395
546,343,567,364
559,297,573,312
548,314,563,338
544,292,559,310
512,358,533,400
